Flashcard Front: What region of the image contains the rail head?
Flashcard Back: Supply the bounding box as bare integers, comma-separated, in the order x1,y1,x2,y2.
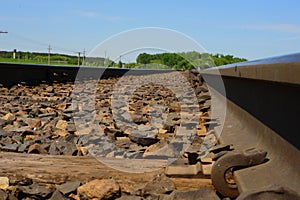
202,53,300,197
202,53,300,85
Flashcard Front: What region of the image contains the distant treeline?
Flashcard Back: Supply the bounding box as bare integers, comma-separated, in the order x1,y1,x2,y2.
0,50,247,69
0,51,81,65
133,51,247,70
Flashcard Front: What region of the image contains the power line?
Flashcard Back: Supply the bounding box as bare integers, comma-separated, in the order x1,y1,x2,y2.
8,32,78,54
3,31,88,59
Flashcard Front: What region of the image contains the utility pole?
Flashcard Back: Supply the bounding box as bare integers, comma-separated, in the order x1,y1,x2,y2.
77,52,81,66
13,49,17,59
48,45,51,65
119,55,124,68
82,49,85,65
104,50,108,66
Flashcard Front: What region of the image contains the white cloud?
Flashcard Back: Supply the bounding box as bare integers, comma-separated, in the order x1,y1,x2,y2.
242,23,300,33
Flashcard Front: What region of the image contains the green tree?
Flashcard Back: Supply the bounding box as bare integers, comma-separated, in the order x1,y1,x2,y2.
118,61,123,68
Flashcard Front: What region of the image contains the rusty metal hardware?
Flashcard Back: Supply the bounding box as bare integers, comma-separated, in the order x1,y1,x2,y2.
210,144,234,161
210,144,233,154
211,148,267,198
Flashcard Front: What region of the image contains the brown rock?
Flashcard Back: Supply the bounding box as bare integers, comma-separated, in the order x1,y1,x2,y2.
144,140,168,154
53,129,69,137
1,113,15,121
169,102,181,112
55,103,67,110
0,110,8,115
158,129,167,134
79,146,88,156
26,118,42,128
45,86,54,93
28,143,48,154
77,179,120,200
56,120,68,130
141,105,150,114
0,177,9,190
68,193,80,200
25,135,36,141
196,128,207,137
165,161,201,176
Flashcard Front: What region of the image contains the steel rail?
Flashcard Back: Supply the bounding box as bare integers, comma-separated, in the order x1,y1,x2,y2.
201,53,300,197
0,62,173,86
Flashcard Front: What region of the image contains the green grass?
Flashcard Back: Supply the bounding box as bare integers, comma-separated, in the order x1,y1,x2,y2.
0,57,77,66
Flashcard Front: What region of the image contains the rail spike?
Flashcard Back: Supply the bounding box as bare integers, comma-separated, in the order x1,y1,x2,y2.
211,147,267,198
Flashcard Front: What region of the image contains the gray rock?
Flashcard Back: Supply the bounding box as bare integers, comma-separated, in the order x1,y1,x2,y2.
49,141,78,156
104,127,124,140
141,174,175,196
65,123,77,133
114,138,133,149
32,135,51,143
61,113,73,121
16,183,53,199
8,193,18,200
163,119,177,133
124,151,143,159
1,144,19,152
236,187,300,200
11,134,23,144
17,144,28,153
38,112,56,118
4,126,28,133
56,181,81,195
116,195,144,200
129,130,159,147
0,137,13,146
0,129,13,137
0,119,8,128
10,177,33,186
0,189,8,200
49,190,70,200
168,188,220,200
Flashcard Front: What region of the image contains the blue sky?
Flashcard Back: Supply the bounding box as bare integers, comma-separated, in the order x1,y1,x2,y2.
0,0,300,61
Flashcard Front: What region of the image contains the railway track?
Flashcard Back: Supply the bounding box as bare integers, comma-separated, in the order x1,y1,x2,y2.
0,53,299,199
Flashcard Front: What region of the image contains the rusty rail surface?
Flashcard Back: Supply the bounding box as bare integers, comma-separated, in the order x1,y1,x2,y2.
201,53,300,198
